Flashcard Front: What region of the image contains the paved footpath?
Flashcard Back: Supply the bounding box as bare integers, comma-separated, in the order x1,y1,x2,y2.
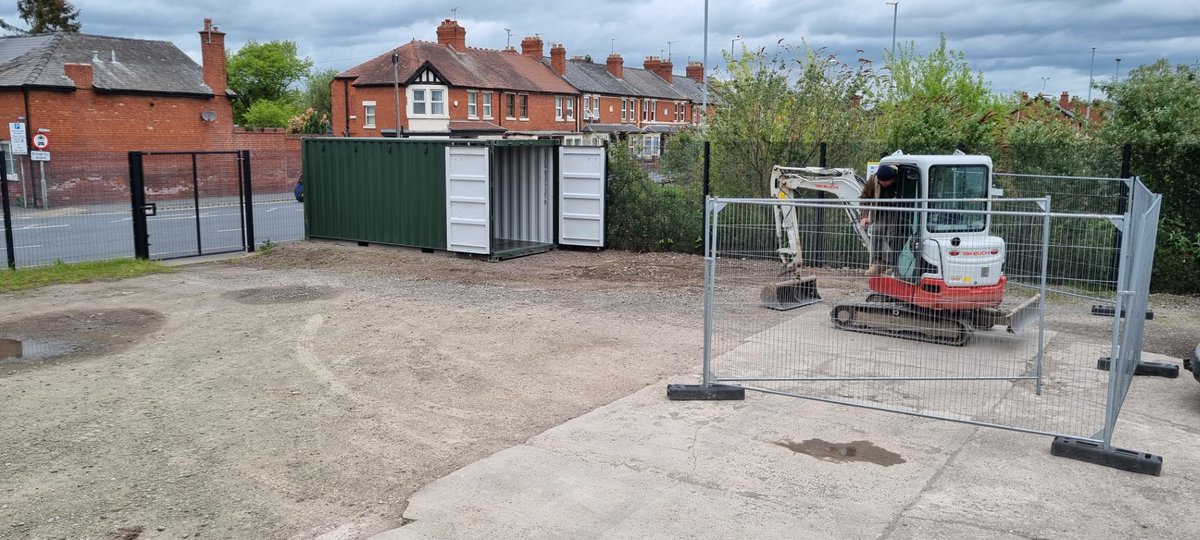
370,351,1200,539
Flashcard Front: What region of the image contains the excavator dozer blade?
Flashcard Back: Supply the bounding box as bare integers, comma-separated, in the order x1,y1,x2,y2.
761,277,821,311
1005,294,1042,334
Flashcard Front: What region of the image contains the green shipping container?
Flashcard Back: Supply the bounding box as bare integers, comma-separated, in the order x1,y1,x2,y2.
302,138,606,260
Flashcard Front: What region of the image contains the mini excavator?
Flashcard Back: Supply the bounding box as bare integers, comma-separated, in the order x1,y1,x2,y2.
763,151,1039,346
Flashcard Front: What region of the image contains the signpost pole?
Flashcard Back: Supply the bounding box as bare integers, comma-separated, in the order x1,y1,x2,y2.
38,161,47,209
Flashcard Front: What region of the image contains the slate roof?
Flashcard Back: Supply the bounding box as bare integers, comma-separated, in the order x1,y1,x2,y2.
0,32,216,96
339,40,577,95
559,58,720,105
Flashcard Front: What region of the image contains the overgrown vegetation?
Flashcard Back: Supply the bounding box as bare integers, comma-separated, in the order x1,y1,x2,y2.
0,259,171,293
605,39,1199,292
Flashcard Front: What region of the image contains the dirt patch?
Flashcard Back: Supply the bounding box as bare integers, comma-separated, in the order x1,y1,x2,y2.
226,285,341,305
0,241,1195,539
0,308,165,374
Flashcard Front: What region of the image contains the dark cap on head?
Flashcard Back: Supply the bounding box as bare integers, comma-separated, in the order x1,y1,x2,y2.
876,164,898,181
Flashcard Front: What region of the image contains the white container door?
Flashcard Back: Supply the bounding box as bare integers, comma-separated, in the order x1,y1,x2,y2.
446,146,491,254
558,146,606,247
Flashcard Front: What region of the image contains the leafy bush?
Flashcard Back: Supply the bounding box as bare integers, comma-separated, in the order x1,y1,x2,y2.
605,145,703,253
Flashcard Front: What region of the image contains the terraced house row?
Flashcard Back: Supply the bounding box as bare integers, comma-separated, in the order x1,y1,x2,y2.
334,19,716,158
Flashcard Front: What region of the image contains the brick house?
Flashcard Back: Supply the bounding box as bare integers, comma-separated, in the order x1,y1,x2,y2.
0,18,300,205
332,19,579,139
548,48,713,158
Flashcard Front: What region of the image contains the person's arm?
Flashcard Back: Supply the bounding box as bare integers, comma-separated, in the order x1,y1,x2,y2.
859,176,876,227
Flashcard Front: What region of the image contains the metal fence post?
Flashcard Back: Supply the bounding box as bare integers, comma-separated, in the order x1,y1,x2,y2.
814,142,827,267
241,150,256,252
1,151,14,269
127,151,150,260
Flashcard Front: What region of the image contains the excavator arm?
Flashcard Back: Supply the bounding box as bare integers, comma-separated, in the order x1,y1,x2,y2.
768,166,871,275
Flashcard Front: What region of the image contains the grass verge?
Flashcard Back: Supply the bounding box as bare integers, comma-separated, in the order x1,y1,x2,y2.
0,259,173,293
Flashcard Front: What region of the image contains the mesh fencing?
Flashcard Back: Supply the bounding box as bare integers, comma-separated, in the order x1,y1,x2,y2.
701,190,1150,440
1,150,303,268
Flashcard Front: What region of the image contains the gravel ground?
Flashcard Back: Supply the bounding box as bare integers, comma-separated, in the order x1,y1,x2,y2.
0,241,1195,539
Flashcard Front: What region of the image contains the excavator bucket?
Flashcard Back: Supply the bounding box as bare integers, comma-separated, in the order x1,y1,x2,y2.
761,277,821,311
1005,294,1042,334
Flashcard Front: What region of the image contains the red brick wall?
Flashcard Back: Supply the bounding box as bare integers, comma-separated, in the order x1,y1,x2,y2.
1,85,301,206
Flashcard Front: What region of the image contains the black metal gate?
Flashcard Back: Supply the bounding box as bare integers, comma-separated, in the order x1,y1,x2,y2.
128,150,255,260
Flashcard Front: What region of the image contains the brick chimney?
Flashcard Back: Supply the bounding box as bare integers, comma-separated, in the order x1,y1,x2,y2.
658,59,673,83
521,36,543,60
199,18,227,96
63,63,93,89
1059,91,1070,109
436,19,466,50
851,94,862,108
644,56,672,83
606,53,624,79
686,61,703,82
550,43,566,76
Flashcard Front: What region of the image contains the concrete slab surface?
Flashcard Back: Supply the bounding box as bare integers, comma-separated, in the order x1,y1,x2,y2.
373,351,1200,539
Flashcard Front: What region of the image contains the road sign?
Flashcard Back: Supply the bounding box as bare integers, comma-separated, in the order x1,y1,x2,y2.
31,133,49,150
8,122,27,154
30,151,50,161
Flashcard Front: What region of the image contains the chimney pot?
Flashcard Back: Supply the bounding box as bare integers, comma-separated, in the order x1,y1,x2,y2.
436,19,467,50
198,17,228,96
521,35,544,60
606,53,624,79
550,43,567,76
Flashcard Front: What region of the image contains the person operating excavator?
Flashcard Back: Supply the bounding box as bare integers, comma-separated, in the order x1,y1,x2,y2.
858,164,903,277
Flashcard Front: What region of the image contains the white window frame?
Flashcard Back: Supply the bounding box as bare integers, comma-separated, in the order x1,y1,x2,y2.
591,95,600,120
482,92,493,119
555,96,564,120
583,95,591,118
642,134,661,157
362,101,376,128
467,90,478,119
566,97,574,120
620,99,626,121
408,85,449,118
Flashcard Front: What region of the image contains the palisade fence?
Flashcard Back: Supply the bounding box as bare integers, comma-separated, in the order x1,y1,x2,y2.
688,174,1162,471
1,149,303,269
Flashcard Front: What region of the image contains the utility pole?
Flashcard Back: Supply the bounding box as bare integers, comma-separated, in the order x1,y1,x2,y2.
1086,47,1096,121
392,52,401,136
886,2,898,56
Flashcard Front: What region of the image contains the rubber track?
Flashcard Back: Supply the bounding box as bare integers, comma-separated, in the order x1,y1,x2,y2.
830,301,973,346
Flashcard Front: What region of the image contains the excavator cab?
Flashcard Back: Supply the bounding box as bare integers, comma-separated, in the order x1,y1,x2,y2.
762,152,1040,345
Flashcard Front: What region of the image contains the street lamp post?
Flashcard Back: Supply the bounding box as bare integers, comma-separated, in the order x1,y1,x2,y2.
1114,58,1122,82
731,35,740,54
1086,47,1096,121
1040,76,1050,94
886,2,898,56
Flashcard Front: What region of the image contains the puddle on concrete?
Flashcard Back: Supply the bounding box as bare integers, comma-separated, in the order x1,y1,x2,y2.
1,308,165,372
227,285,340,305
0,338,77,363
776,438,906,466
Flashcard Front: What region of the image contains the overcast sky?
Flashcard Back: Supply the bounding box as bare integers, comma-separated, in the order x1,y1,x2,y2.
5,0,1198,101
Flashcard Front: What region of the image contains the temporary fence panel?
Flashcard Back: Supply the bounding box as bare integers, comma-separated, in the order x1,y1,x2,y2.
445,145,491,254
558,146,606,247
699,177,1159,446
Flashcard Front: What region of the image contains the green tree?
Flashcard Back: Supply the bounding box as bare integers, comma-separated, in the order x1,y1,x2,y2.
242,99,302,128
1095,59,1200,292
227,40,313,126
878,35,1006,154
302,67,338,124
2,0,81,34
707,43,883,196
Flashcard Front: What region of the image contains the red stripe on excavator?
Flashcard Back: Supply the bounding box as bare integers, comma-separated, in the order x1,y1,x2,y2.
868,275,1007,310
